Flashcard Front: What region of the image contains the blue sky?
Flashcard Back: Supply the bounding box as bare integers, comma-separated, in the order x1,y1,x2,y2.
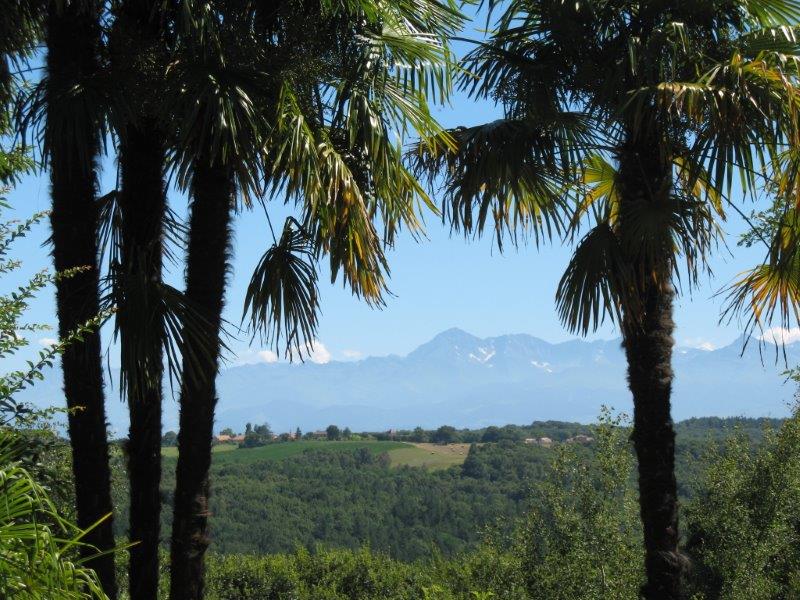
5,100,774,370
4,16,785,370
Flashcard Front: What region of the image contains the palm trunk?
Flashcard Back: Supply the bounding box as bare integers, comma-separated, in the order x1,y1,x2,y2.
110,3,168,597
118,122,167,600
46,3,117,598
170,160,234,600
618,137,684,599
623,285,682,599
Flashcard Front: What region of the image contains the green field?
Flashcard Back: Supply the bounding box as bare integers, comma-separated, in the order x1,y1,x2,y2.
161,444,238,458
387,443,471,470
161,440,469,470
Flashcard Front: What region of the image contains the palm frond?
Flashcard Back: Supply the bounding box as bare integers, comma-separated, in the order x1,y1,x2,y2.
722,206,800,342
104,270,217,398
242,217,320,359
266,83,392,303
673,156,725,219
627,52,800,198
556,222,631,335
745,0,800,26
413,113,595,247
0,431,109,599
570,153,620,233
165,15,267,202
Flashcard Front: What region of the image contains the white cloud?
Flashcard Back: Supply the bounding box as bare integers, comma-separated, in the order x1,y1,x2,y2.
38,337,58,347
256,350,279,363
341,349,363,360
237,341,331,365
759,327,800,345
235,348,279,365
305,341,331,364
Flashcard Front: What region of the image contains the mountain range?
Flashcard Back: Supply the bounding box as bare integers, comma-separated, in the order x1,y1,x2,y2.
20,328,799,434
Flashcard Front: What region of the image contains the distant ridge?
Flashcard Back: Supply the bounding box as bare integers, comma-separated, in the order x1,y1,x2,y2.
20,328,799,434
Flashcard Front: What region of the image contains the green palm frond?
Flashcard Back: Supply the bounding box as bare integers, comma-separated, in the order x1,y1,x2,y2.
413,113,595,247
19,68,110,176
620,192,719,287
0,432,108,599
166,9,268,202
266,83,392,303
97,191,122,268
255,0,462,307
104,269,217,397
745,0,800,26
556,222,631,335
738,25,800,54
673,156,725,219
628,52,800,197
242,217,320,359
0,0,44,106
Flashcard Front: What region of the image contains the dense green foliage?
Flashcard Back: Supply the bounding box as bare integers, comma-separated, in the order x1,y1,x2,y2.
685,414,800,599
514,413,642,599
109,417,783,564
107,411,800,599
153,441,551,560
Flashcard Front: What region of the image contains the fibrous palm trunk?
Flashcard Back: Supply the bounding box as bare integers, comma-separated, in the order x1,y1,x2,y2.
623,283,682,599
109,3,168,597
117,121,166,600
46,2,117,598
618,137,683,599
170,160,234,600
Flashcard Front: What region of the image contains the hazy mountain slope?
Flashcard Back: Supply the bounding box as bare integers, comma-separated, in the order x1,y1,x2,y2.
19,328,798,434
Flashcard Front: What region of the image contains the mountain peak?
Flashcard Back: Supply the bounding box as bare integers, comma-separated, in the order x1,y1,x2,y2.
432,327,479,343
406,328,481,362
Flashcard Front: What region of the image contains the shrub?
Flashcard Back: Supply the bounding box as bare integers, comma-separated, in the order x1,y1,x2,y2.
685,409,800,599
512,411,644,599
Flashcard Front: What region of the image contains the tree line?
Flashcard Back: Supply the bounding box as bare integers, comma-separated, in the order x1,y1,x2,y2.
4,1,800,599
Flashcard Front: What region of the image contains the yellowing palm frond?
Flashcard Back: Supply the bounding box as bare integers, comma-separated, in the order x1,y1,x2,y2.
571,154,620,231
723,206,800,340
266,83,391,304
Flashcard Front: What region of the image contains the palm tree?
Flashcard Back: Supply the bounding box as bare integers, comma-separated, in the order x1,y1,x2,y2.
43,1,117,596
415,1,800,597
165,15,251,598
166,1,461,597
107,2,170,597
